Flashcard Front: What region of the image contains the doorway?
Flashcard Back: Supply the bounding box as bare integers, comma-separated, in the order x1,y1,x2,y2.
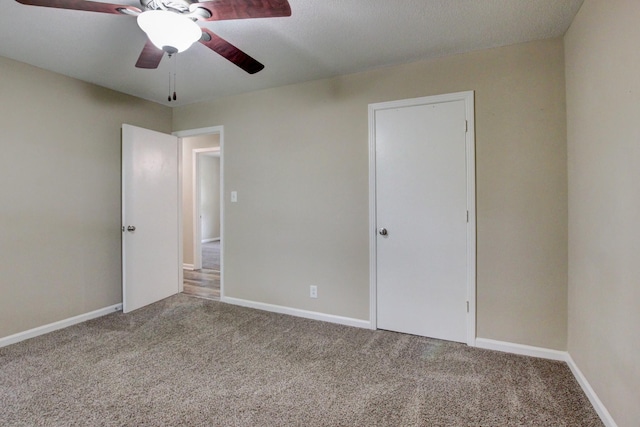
368,92,476,345
199,152,221,271
173,127,224,301
193,148,221,271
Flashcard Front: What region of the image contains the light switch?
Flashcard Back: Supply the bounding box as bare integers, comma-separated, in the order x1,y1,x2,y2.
231,191,238,203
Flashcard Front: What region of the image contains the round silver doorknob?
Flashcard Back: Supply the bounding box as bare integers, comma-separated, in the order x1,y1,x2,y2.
378,228,388,236
127,226,136,232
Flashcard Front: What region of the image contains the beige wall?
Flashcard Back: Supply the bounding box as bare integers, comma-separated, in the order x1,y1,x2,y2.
200,155,221,241
181,134,220,265
174,38,568,349
564,1,640,425
0,56,171,339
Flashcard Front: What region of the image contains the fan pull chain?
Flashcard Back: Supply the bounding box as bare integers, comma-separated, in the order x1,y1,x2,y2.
168,67,171,102
173,53,177,101
167,54,178,102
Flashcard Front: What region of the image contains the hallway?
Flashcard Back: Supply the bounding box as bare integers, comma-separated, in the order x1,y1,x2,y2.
183,241,220,300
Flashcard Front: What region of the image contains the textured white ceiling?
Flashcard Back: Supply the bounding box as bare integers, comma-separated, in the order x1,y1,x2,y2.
0,0,584,106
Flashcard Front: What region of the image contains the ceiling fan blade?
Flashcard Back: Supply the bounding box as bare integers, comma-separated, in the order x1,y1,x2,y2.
196,0,291,21
199,28,264,74
15,0,141,15
135,40,164,69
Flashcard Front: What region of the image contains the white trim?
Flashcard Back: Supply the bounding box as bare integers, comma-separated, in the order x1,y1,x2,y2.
222,297,370,329
173,126,223,138
368,105,378,331
202,237,220,243
565,354,618,427
463,92,477,346
178,137,184,293
475,338,567,361
0,304,122,348
121,126,129,313
192,146,220,155
202,151,221,158
183,263,195,270
218,131,224,299
368,91,477,344
193,150,202,270
174,126,225,300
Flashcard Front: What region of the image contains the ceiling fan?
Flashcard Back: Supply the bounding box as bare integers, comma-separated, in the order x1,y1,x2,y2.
15,0,292,74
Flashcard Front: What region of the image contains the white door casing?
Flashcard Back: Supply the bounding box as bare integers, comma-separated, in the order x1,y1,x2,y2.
173,126,225,299
368,92,476,345
122,124,181,313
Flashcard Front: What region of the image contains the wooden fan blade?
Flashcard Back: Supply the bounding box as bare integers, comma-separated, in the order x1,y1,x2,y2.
135,40,164,69
15,0,141,15
196,0,291,21
199,28,264,74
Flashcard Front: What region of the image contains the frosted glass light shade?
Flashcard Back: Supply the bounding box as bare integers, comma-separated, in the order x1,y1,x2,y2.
137,10,201,53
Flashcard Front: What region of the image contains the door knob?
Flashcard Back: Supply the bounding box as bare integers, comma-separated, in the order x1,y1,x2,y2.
378,228,388,236
127,226,136,232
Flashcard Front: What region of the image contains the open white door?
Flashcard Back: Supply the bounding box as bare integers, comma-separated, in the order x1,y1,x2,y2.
122,124,180,313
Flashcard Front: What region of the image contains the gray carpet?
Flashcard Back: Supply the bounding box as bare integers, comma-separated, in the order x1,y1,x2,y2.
0,295,602,426
202,241,220,270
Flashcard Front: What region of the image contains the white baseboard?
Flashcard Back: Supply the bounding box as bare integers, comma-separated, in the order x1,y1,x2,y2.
0,303,123,348
183,263,195,270
565,354,618,427
475,337,567,361
475,338,617,427
221,296,370,329
201,238,220,243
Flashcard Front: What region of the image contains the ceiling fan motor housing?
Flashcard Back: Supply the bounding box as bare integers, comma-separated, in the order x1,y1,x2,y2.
163,46,178,54
140,0,191,13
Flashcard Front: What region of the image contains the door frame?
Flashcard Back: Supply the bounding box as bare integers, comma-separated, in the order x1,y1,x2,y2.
192,147,221,270
173,126,225,299
368,91,476,346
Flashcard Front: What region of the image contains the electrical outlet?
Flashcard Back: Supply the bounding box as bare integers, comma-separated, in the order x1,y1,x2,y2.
310,285,318,299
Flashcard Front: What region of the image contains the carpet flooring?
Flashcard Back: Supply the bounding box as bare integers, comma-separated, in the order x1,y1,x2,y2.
0,295,602,426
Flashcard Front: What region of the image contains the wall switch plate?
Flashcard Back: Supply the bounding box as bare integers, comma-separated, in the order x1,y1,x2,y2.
231,191,238,202
310,285,318,299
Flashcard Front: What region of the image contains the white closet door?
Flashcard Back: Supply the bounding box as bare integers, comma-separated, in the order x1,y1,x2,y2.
375,99,468,342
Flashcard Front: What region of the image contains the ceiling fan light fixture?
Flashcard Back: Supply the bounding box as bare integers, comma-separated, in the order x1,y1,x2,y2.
137,10,201,53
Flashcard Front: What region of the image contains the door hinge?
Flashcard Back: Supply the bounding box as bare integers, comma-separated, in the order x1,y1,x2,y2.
122,226,125,232
466,211,469,223
465,120,468,133
466,301,469,313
